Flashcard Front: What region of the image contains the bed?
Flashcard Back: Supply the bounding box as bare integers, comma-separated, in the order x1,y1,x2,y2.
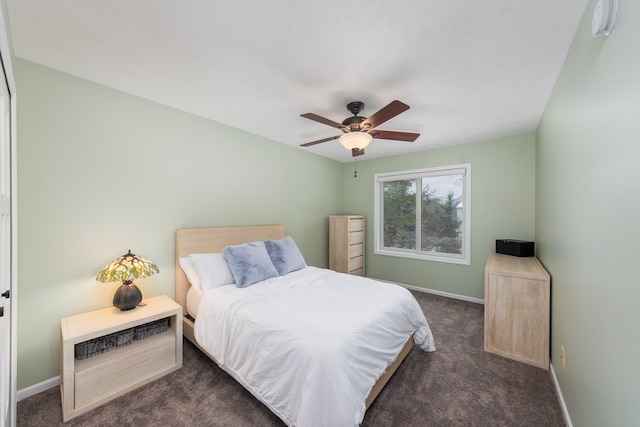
175,225,435,426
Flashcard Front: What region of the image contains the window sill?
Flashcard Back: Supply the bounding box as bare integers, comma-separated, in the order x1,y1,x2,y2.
374,248,470,265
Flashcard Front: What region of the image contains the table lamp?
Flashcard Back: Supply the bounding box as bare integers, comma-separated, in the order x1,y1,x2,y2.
96,250,159,310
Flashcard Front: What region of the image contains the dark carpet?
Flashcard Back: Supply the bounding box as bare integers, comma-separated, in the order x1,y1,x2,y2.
17,292,566,426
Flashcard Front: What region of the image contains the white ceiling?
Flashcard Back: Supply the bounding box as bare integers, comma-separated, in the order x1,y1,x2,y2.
6,0,589,163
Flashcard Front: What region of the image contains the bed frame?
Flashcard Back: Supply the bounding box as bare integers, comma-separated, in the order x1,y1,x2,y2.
175,225,414,409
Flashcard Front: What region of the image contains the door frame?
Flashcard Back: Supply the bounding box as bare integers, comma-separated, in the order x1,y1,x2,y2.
0,0,17,425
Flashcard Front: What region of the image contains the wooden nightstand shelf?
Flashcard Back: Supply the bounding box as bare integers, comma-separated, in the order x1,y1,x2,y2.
60,295,183,421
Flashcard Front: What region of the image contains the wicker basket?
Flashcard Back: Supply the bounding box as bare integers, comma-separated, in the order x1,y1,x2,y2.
133,318,169,340
75,328,134,360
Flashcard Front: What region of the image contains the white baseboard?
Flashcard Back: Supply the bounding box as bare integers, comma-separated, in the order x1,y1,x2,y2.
404,284,484,304
17,376,59,401
550,364,573,427
373,278,485,305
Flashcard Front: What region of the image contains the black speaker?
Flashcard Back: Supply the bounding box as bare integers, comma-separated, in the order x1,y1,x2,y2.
495,239,535,257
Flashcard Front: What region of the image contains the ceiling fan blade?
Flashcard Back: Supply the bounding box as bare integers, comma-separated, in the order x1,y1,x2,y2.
300,135,340,147
300,113,345,129
370,130,420,142
361,100,410,129
352,148,365,157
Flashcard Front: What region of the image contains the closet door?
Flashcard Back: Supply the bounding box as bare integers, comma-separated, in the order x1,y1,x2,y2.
0,67,11,426
0,4,17,425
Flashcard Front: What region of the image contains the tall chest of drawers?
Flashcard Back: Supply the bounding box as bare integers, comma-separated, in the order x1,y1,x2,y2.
329,215,365,276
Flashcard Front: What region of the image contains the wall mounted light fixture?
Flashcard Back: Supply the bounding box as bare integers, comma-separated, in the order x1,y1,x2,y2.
592,0,618,37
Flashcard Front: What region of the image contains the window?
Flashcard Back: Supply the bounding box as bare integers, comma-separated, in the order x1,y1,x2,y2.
374,164,471,265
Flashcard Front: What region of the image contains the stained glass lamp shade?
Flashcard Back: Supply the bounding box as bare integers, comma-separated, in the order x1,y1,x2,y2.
96,250,159,311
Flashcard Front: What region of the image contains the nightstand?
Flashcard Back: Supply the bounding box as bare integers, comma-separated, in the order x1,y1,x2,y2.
60,295,183,421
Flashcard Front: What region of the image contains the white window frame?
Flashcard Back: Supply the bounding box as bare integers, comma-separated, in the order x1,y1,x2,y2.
374,163,471,265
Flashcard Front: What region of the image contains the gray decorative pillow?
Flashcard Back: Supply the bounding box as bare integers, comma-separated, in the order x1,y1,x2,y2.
265,236,307,276
222,241,280,288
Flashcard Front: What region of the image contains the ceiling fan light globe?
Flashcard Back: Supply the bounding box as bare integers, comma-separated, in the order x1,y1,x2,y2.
339,132,372,151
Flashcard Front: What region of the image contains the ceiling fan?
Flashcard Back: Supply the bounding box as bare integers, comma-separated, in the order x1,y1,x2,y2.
300,100,420,157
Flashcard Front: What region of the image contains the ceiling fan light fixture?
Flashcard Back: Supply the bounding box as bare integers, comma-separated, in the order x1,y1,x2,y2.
339,132,372,151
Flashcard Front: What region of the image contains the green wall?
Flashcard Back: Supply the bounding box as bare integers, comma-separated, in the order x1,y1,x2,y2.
342,134,536,299
15,59,343,389
536,1,640,426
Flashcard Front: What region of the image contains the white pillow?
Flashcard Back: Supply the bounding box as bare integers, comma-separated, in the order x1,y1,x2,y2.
179,256,202,291
189,253,235,292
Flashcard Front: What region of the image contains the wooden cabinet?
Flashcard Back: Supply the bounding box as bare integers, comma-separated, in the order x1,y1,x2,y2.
329,215,365,276
60,295,183,421
484,252,550,369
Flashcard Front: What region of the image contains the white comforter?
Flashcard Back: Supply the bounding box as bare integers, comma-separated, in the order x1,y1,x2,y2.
194,266,435,427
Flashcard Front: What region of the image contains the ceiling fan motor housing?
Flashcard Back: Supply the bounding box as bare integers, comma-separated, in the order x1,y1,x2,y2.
342,101,367,132
341,116,367,132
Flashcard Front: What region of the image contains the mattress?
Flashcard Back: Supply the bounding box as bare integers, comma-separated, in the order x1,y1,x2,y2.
186,285,203,319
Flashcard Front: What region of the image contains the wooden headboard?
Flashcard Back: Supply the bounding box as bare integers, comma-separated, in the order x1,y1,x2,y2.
175,225,286,315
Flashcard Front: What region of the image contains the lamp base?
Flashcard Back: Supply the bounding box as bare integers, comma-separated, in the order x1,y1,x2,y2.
113,283,142,311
